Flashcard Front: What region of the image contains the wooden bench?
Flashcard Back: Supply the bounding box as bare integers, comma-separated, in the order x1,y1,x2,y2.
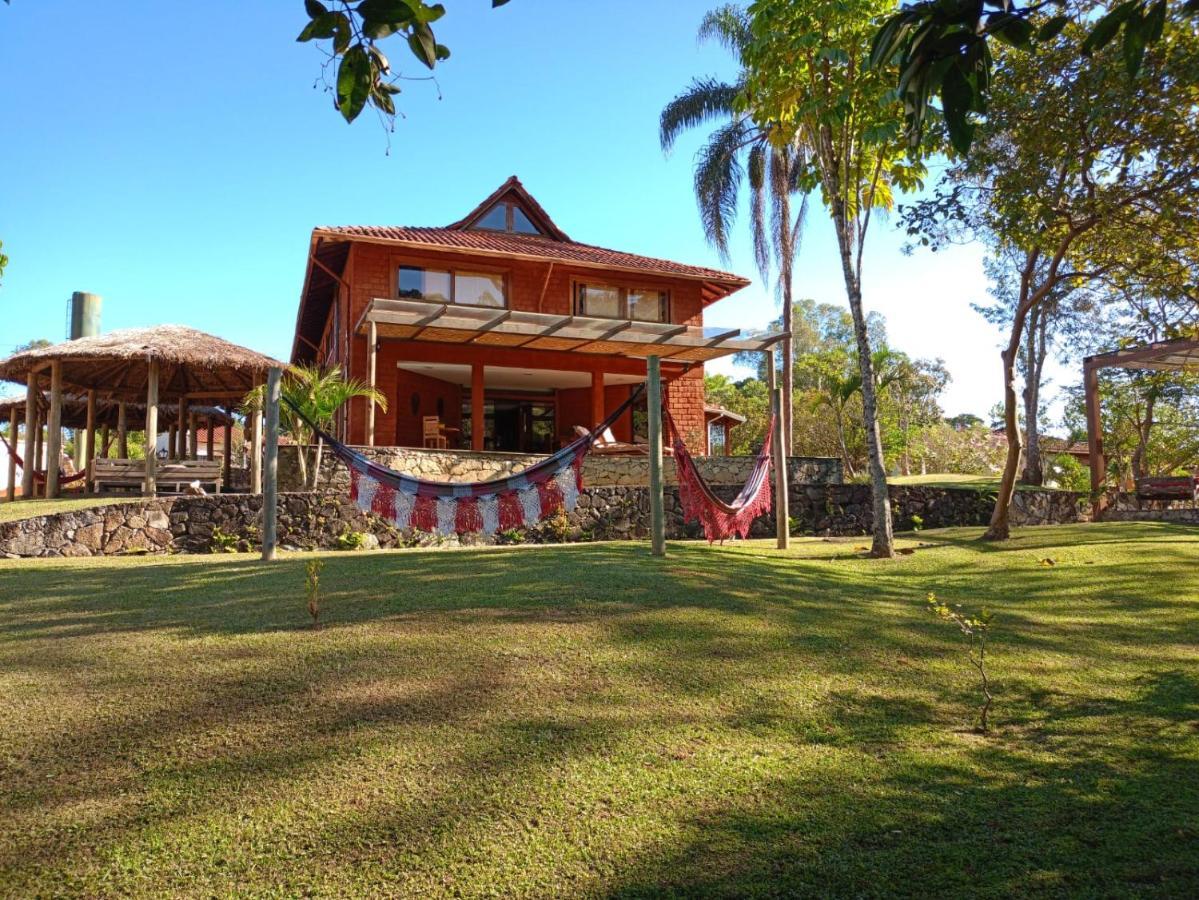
1135,475,1198,502
92,458,224,494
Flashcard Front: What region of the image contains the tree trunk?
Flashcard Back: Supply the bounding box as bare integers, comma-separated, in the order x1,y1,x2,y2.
1021,307,1048,486
310,437,325,490
835,412,855,479
984,343,1023,541
1131,391,1156,481
781,281,795,458
295,437,308,488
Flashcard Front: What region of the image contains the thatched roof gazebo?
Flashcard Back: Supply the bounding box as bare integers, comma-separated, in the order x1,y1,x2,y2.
0,325,280,498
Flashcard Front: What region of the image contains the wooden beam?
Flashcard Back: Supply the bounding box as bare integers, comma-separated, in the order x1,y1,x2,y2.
45,361,63,499
647,355,665,557
367,319,378,447
471,363,485,451
536,262,555,313
261,367,282,561
5,406,18,502
85,389,97,493
20,375,36,499
143,361,159,495
465,310,512,342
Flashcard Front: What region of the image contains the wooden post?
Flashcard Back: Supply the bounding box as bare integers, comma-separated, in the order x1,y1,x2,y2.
189,412,199,460
175,399,186,459
223,418,233,487
206,416,215,460
367,319,378,447
471,363,485,451
250,375,263,494
591,370,605,428
166,424,176,460
100,424,111,459
117,401,128,458
647,355,665,557
261,367,282,561
5,407,18,502
84,389,97,492
767,351,790,549
33,407,44,496
143,360,159,496
45,361,63,499
20,376,36,499
1083,359,1106,517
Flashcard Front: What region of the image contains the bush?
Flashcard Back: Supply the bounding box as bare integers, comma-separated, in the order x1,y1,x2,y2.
1045,453,1090,491
209,527,240,554
335,529,369,551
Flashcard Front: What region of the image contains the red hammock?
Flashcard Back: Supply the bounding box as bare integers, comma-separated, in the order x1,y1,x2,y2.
0,431,88,487
665,409,775,543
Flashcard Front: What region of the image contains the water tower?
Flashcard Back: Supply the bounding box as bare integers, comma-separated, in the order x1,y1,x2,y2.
68,292,102,466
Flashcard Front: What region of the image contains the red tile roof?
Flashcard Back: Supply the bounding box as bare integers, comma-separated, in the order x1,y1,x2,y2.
314,224,750,287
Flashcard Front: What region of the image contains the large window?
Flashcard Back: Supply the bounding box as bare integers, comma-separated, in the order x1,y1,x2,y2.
398,266,507,308
574,283,669,322
470,202,544,236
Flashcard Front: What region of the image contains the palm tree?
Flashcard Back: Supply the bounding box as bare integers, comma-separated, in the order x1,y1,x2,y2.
660,4,806,455
811,370,861,479
245,364,387,490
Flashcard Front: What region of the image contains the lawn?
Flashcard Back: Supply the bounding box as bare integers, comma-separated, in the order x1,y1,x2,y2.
1,524,1196,897
887,472,1062,491
0,495,139,524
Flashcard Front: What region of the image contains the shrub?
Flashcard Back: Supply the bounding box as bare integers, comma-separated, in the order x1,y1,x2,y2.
925,592,995,733
210,527,240,554
335,529,369,551
496,528,526,545
305,559,326,628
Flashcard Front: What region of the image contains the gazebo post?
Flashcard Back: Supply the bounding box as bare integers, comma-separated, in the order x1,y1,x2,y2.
766,349,790,550
45,361,63,499
101,424,110,459
223,417,233,487
20,375,36,499
205,416,214,460
143,360,159,496
33,406,45,497
85,389,97,493
647,355,665,557
117,402,128,458
189,412,199,460
367,319,378,447
250,375,263,494
5,406,18,502
176,399,187,460
261,367,282,561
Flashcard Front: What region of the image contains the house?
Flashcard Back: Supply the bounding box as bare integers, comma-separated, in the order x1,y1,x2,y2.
290,177,757,456
705,405,746,456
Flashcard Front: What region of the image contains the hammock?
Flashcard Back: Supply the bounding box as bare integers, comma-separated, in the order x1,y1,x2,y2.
665,408,775,543
0,431,88,487
283,384,644,536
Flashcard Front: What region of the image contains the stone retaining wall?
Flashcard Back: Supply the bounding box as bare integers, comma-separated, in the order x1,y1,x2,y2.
278,445,842,491
1101,492,1199,524
1,483,1086,558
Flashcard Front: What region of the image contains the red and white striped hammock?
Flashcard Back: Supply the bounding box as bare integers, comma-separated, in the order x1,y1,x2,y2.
284,385,644,537
0,431,89,487
666,408,775,543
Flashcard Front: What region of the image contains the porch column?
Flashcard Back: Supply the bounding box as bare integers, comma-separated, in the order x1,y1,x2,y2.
45,361,63,499
20,375,36,499
647,356,665,557
143,360,159,496
471,363,485,451
117,402,128,458
591,370,605,429
85,389,97,493
5,406,18,502
1084,359,1106,517
367,319,378,447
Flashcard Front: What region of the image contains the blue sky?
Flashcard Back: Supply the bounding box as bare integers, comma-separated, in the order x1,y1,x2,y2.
0,0,1068,419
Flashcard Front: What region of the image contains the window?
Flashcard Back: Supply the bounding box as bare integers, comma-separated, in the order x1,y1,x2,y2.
470,201,544,236
397,266,507,308
709,421,726,455
574,283,669,322
398,266,451,303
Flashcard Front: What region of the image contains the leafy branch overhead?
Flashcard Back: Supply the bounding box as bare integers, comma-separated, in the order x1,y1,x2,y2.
298,0,512,124
870,0,1199,154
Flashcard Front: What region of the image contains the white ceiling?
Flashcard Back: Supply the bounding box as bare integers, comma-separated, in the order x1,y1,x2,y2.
397,362,643,392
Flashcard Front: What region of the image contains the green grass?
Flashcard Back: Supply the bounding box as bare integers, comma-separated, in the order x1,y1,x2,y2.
0,495,140,523
888,472,1059,491
1,525,1196,897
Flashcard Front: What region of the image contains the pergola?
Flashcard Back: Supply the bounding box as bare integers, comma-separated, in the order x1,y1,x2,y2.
0,325,280,499
1083,336,1199,509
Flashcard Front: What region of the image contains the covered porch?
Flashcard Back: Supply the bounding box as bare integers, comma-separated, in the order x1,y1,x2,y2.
354,298,783,454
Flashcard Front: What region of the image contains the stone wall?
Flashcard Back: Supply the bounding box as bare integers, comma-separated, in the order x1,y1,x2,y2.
1,483,1086,559
1101,492,1199,524
278,445,843,491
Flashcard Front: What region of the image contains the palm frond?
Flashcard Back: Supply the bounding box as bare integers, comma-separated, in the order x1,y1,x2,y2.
697,4,752,57
694,118,748,259
747,142,771,284
660,77,742,152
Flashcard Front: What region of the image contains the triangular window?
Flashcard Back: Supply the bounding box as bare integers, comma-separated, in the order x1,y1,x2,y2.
470,200,545,236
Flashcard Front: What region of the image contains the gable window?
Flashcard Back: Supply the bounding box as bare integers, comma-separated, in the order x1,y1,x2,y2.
397,265,507,308
470,201,545,236
574,283,669,323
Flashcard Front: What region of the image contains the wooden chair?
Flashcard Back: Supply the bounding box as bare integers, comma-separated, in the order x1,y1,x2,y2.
423,416,448,449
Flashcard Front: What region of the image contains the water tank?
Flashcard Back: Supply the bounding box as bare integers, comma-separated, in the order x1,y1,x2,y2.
69,292,102,340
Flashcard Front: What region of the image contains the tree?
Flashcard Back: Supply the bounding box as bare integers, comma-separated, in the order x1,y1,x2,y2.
871,0,1199,154
660,4,807,453
742,0,927,557
704,373,771,455
902,21,1199,539
246,364,386,489
296,0,511,125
